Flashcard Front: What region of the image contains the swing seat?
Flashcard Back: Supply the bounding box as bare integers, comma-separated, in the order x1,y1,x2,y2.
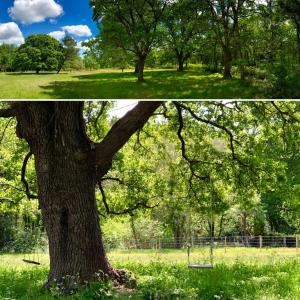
22,259,41,265
188,264,213,269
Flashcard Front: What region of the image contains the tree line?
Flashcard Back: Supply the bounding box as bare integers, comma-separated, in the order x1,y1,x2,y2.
0,34,82,74
87,0,300,81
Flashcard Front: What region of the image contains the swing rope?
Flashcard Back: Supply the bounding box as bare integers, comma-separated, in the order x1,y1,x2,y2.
22,199,41,266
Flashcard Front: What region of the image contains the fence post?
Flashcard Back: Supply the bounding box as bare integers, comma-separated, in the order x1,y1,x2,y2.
296,235,298,253
224,236,227,253
259,235,262,249
283,236,287,247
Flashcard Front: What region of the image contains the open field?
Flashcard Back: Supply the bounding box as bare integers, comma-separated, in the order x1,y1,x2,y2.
1,248,300,299
0,68,267,99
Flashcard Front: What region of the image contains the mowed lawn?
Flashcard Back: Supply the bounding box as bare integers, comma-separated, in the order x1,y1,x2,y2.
0,68,267,99
1,248,300,299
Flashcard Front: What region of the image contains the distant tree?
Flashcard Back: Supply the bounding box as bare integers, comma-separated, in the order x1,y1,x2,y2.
14,34,64,74
91,0,167,82
163,0,205,71
206,0,250,79
83,53,100,70
83,37,133,70
0,45,16,72
60,35,81,72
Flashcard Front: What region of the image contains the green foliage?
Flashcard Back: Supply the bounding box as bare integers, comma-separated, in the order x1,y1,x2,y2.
0,45,16,72
14,34,64,73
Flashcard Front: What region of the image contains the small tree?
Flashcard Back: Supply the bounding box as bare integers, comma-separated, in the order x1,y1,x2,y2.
14,34,64,74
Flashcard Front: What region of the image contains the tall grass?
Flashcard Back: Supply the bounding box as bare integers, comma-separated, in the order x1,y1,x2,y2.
0,249,299,299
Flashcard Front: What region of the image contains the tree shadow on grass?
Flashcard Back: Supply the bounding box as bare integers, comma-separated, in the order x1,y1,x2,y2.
40,69,265,99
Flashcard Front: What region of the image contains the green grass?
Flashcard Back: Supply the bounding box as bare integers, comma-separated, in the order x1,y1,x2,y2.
0,248,300,299
0,68,267,99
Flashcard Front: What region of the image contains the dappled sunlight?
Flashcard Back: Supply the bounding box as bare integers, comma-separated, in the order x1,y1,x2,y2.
0,68,266,99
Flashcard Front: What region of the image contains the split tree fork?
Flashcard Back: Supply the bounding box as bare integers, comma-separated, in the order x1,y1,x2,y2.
0,101,162,289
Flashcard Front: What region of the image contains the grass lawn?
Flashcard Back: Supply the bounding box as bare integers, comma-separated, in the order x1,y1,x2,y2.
0,248,299,299
0,68,267,99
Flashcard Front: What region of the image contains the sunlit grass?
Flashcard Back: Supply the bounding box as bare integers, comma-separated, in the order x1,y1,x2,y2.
0,248,299,299
0,68,267,99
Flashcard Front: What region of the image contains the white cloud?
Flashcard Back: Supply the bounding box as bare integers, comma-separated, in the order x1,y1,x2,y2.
62,25,92,37
8,0,63,25
48,30,65,41
76,40,89,52
0,22,24,45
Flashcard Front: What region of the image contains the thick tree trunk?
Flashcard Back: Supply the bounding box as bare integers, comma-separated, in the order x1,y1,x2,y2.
223,46,232,79
10,101,162,291
14,103,112,287
137,56,146,82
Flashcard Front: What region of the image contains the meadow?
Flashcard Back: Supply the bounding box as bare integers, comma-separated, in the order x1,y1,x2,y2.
0,68,267,99
0,248,299,299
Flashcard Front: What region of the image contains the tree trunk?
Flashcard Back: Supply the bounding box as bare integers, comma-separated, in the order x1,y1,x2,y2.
14,103,113,288
137,56,146,82
208,219,215,239
174,226,182,249
223,46,232,79
36,69,40,74
130,217,139,249
177,52,184,72
134,61,139,74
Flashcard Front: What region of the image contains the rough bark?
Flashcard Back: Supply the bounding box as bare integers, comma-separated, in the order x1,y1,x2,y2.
13,102,111,286
9,101,162,289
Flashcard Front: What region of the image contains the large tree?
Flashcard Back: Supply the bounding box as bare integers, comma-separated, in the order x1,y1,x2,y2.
14,35,64,74
0,101,162,288
91,0,167,82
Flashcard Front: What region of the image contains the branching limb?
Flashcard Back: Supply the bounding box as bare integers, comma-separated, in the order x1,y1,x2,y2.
0,198,13,203
94,101,108,140
0,108,16,118
0,182,25,193
174,101,247,167
101,177,126,185
95,101,162,177
0,118,14,146
98,181,159,216
21,152,38,200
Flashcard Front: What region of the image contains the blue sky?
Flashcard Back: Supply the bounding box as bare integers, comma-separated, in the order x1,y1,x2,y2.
0,0,98,48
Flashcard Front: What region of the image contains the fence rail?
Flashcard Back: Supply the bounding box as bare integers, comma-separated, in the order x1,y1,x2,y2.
103,235,300,250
